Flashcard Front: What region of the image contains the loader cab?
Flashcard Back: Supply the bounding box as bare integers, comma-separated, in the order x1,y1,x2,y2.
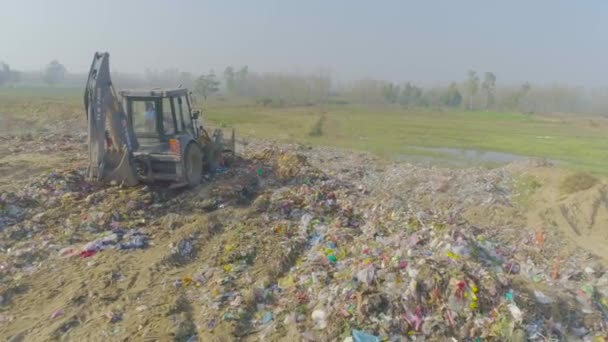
118,88,204,183
120,88,199,140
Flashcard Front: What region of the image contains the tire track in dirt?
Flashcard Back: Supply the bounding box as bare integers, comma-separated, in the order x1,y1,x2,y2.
233,225,309,339
527,168,608,261
559,204,581,235
134,211,228,341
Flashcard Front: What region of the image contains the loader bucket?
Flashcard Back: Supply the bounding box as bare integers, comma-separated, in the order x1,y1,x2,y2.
101,148,139,186
85,52,139,187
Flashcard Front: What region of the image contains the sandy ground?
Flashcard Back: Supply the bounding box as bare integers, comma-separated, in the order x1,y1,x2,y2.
525,167,608,261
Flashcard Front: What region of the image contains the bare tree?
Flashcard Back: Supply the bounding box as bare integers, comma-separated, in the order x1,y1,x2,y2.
440,82,462,107
195,70,220,100
465,70,479,110
223,66,235,94
382,83,400,103
481,72,496,110
399,82,424,107
516,82,531,112
0,62,10,86
43,60,67,85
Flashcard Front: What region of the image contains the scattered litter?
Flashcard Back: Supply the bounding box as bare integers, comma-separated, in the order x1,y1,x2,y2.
79,230,149,255
261,311,273,324
80,250,97,258
508,303,523,323
311,309,327,329
352,329,380,342
534,290,554,304
50,309,62,319
223,312,238,321
1,140,608,340
106,311,122,323
505,289,514,301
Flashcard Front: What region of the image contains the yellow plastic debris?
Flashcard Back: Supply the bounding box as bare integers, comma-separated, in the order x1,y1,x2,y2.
279,275,295,289
446,251,460,260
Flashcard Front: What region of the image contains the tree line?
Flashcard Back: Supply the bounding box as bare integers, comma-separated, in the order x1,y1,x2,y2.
195,67,566,114
0,60,67,86
1,59,605,114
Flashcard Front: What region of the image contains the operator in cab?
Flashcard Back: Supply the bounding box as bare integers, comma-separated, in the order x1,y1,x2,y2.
145,102,156,131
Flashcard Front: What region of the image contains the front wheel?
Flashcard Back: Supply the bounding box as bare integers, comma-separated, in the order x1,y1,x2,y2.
184,143,203,187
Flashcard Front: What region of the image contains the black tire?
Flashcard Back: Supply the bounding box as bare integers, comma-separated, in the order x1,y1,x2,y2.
184,143,203,187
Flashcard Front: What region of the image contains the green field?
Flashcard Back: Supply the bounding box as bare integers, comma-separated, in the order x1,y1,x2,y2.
205,101,608,172
2,87,608,173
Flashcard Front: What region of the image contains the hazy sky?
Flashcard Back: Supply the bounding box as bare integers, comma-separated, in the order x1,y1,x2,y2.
2,0,607,85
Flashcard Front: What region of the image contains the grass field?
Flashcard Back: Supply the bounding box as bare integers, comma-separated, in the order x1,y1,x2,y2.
2,87,608,173
205,100,608,172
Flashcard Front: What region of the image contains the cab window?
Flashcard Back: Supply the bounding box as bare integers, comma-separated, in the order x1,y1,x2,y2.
184,94,196,135
162,97,176,135
172,96,185,133
131,100,158,134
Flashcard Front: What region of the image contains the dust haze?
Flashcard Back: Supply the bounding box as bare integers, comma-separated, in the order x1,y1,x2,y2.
4,1,608,341
3,1,608,112
2,1,608,83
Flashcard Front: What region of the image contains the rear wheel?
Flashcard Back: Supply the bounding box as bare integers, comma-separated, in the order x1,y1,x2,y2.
184,143,203,187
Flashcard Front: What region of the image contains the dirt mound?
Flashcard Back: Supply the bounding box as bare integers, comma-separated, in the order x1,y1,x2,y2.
528,168,608,260
560,172,599,194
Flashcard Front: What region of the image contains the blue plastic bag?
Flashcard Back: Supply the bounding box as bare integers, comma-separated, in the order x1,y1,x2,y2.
353,329,380,342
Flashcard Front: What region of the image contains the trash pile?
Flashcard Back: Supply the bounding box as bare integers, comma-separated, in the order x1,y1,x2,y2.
0,139,607,341
0,164,172,289
191,144,608,341
267,207,607,341
60,229,149,258
0,168,90,229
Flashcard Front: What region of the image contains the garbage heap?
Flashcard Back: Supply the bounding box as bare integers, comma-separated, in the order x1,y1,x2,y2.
0,142,607,341
184,147,607,341
0,167,155,281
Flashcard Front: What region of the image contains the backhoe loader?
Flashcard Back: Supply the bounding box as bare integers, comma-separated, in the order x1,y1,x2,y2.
84,52,234,187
